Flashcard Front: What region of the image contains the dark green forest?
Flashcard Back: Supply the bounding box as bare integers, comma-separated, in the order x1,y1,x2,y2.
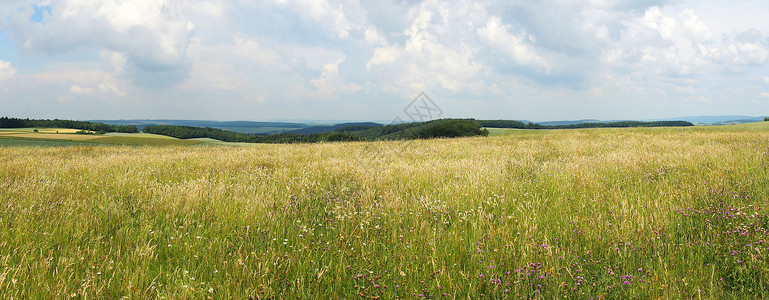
143,119,489,143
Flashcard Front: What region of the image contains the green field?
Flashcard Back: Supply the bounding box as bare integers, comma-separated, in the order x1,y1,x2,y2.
0,129,202,147
1,123,769,298
485,127,541,136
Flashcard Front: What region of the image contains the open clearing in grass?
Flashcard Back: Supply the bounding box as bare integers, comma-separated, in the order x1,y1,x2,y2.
1,123,769,298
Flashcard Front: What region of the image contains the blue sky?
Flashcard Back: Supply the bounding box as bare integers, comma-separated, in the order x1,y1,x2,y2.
1,0,769,122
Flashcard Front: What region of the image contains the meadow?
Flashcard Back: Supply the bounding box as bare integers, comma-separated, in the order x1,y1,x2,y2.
0,128,203,146
1,123,768,298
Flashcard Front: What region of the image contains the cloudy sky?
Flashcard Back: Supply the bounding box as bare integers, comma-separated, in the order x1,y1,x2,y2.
1,0,768,122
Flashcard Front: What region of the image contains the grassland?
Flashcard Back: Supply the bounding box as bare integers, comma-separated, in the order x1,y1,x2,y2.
1,123,768,298
0,129,202,146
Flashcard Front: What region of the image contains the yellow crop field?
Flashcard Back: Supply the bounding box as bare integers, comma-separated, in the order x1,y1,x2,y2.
1,123,768,298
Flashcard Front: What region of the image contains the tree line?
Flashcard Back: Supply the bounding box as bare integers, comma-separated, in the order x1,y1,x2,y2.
142,125,363,143
0,117,138,133
143,119,489,143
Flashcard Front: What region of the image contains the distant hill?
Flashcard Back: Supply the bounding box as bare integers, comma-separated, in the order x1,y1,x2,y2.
284,122,382,134
538,119,605,126
477,119,693,129
533,116,766,126
650,115,765,125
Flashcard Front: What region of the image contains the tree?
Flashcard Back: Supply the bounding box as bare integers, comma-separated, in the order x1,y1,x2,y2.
765,117,769,122
117,125,139,133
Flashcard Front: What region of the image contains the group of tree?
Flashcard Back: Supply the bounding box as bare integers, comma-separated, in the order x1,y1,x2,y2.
143,119,489,143
0,117,138,133
142,125,363,143
476,119,694,129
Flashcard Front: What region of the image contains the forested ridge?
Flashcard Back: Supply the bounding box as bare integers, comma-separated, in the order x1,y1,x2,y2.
143,119,489,143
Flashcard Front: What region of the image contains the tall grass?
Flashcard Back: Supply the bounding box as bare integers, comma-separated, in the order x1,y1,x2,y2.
1,123,768,298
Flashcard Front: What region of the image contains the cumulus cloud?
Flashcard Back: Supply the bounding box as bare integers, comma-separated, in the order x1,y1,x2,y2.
363,0,488,97
607,6,769,76
2,0,769,120
3,0,197,86
0,61,17,83
262,0,366,39
307,58,362,97
478,16,550,73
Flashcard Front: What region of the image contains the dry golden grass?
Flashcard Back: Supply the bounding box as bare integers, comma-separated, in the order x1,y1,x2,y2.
1,122,768,298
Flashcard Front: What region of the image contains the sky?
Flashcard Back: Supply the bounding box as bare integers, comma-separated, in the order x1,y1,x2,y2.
1,0,769,122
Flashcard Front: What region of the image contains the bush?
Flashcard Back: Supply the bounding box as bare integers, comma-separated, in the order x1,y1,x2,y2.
764,117,768,122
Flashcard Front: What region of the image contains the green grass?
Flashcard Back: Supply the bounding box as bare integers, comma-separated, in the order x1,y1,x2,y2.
485,127,541,136
0,129,203,146
0,137,97,147
95,136,203,146
1,124,768,298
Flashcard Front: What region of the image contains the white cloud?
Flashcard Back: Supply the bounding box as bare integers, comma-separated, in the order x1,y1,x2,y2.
2,0,769,121
478,17,550,73
264,0,364,39
307,58,362,98
0,60,17,83
366,47,401,70
68,85,95,96
363,1,487,97
4,0,201,86
607,6,769,77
